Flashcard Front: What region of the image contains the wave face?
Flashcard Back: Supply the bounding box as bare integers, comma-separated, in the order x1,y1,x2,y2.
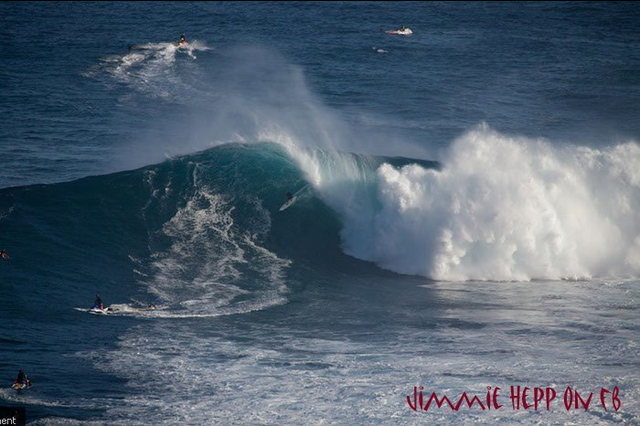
136,151,292,318
2,134,638,294
1,143,326,317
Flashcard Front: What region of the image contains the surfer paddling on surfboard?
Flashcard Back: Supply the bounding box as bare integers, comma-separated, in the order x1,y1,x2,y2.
0,249,8,260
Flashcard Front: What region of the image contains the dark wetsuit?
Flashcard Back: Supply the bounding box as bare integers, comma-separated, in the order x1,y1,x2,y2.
93,296,104,310
16,370,27,385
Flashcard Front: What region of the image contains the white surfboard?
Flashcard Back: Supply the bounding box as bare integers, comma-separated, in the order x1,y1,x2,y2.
11,382,30,391
279,196,298,212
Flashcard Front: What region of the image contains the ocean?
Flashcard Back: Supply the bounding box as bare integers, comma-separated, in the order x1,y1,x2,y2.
0,2,639,424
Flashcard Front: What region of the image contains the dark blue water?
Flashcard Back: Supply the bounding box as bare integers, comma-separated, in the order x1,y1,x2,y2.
2,2,639,187
1,2,639,424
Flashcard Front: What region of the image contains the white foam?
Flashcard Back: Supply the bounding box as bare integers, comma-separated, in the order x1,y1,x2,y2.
138,163,290,318
249,118,640,282
0,388,100,409
87,40,211,101
82,278,640,424
320,125,640,281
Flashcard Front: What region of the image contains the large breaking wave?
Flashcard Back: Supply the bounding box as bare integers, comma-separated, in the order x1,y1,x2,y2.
2,43,638,299
1,136,638,307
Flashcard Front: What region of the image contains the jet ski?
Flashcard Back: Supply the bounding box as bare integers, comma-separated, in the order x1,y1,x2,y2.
11,381,31,391
176,34,189,47
386,27,413,35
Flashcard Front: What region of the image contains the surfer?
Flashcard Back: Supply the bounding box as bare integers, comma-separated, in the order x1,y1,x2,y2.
178,34,188,46
93,294,104,310
0,249,8,260
279,186,308,212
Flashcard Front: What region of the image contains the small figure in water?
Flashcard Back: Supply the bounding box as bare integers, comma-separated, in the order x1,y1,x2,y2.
0,249,9,260
178,34,188,46
93,294,104,310
14,369,30,387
